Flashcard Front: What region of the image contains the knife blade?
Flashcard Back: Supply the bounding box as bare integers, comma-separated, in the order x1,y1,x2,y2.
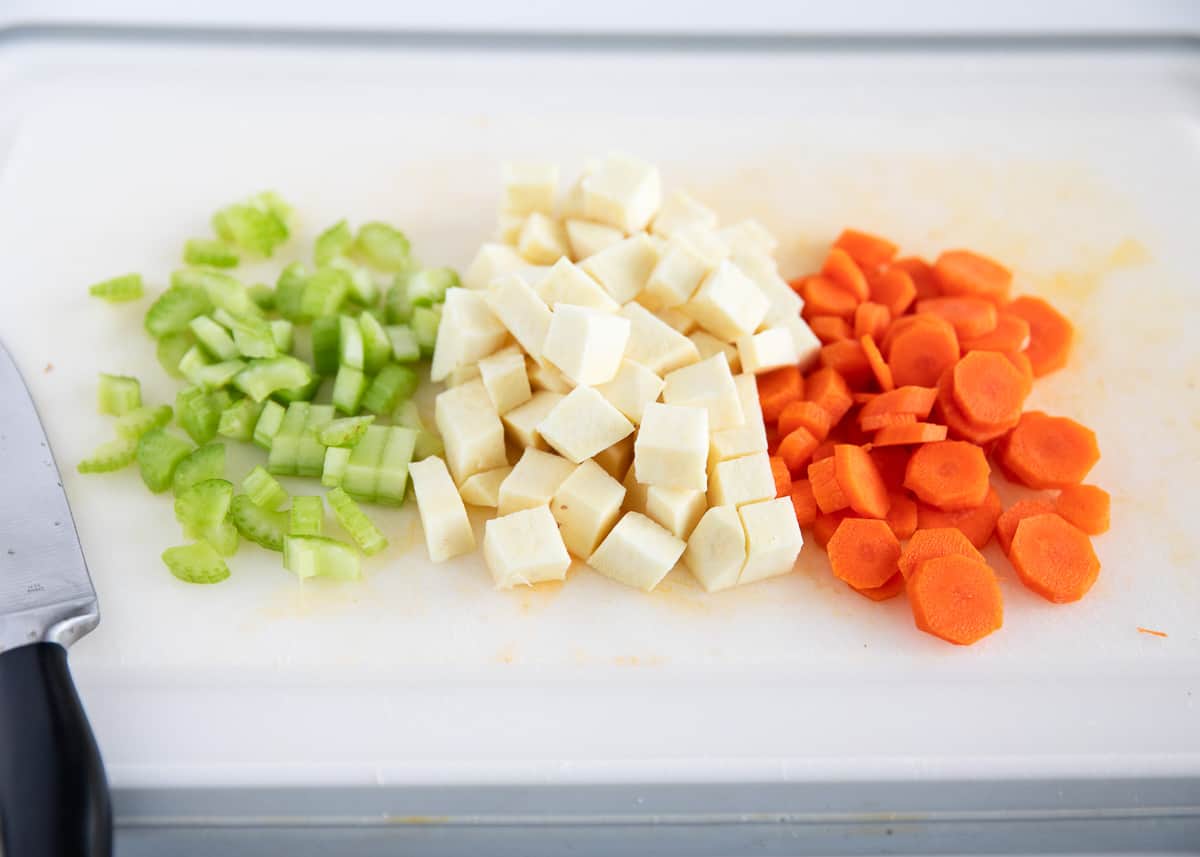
0,342,98,653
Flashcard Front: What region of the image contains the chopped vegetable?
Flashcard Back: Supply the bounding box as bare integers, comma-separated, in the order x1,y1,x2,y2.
283,534,361,580
834,228,897,271
315,220,353,266
229,494,287,552
174,478,233,538
833,444,889,519
915,487,1002,549
144,284,213,338
354,222,411,272
217,398,263,442
887,315,960,387
89,273,144,302
897,527,984,580
77,437,139,474
1004,296,1073,376
332,365,367,415
136,429,193,493
115,404,173,440
326,487,388,555
252,399,286,449
172,443,225,495
1009,512,1100,603
156,331,195,378
318,416,374,448
184,238,239,268
827,518,900,589
997,411,1099,489
932,249,1011,304
995,498,1057,555
243,465,288,511
821,247,869,301
903,441,990,511
290,495,324,537
212,191,291,257
908,554,1003,645
162,541,230,584
361,364,418,415
1055,484,1111,535
232,356,313,402
97,373,141,416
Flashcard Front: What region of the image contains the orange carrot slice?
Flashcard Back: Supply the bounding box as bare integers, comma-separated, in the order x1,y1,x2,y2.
808,457,850,514
962,312,1031,353
757,365,805,423
806,367,854,425
827,518,901,589
853,301,892,340
1005,295,1073,377
897,527,985,579
801,276,860,319
891,257,938,300
872,422,948,446
916,296,999,340
834,444,891,519
859,386,938,423
936,368,1013,444
790,479,818,527
770,456,792,498
834,228,898,271
909,554,1003,645
885,492,919,540
820,340,874,389
822,247,870,301
812,511,851,548
852,572,906,602
933,249,1012,304
861,335,895,391
951,351,1028,429
869,267,917,317
1055,484,1111,535
995,498,1057,555
1009,512,1100,603
809,314,852,343
779,400,832,441
915,487,1002,549
997,411,1099,489
861,412,918,432
903,440,991,511
870,446,912,491
811,440,837,462
888,314,960,387
778,427,820,476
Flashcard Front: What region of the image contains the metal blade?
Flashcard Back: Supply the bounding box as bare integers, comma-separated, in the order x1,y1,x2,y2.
0,341,98,652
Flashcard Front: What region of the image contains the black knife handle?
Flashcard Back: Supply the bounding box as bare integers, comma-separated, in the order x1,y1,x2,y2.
0,642,112,857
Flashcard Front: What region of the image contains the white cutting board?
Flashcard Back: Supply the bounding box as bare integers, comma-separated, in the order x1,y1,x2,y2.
0,38,1197,787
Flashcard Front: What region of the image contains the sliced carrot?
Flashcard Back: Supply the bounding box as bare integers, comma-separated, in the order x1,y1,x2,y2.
1003,350,1035,389
758,365,805,423
891,257,938,300
903,440,990,511
997,411,1099,489
806,367,854,425
811,440,837,462
962,312,1031,353
1009,513,1100,603
909,554,1003,645
879,313,924,357
834,228,898,271
787,276,806,294
897,527,985,579
951,351,1028,429
1055,484,1111,535
853,392,878,405
770,456,792,498
779,400,832,441
852,572,906,602
888,315,961,387
915,487,1002,549
766,422,780,456
870,446,912,491
833,444,891,519
812,511,851,549
861,412,918,432
827,518,901,589
995,498,1057,555
873,422,948,446
1005,296,1074,376
936,368,1012,445
853,302,892,341
859,386,938,423
790,479,818,527
885,492,919,540
809,314,852,343
933,249,1012,304
861,335,895,392
820,340,874,389
801,275,859,319
916,296,998,340
808,457,850,514
869,267,917,317
778,427,820,477
821,247,870,301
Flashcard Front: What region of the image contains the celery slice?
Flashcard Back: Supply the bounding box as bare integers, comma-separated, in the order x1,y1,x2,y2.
274,262,309,321
329,257,378,306
233,356,313,402
283,535,360,581
217,397,263,442
385,325,420,363
253,400,286,449
392,399,423,430
243,465,288,511
342,424,387,501
136,429,193,493
315,220,353,267
172,443,225,495
411,304,441,357
361,364,418,415
172,268,262,320
322,446,351,488
212,191,290,256
176,386,224,445
300,268,350,319
359,311,392,374
97,373,141,416
385,277,414,324
289,495,324,537
77,437,139,474
297,405,335,478
162,541,230,584
273,376,320,404
338,315,364,370
175,478,233,535
115,404,174,440
89,273,144,302
310,316,340,375
184,239,238,268
183,353,245,391
332,365,366,415
376,426,418,505
270,320,293,353
326,487,388,555
249,283,275,311
189,316,239,361
230,494,287,552
406,267,458,306
318,415,374,448
413,429,444,462
205,519,240,556
144,284,213,338
354,222,411,272
214,309,278,359
155,331,194,379
267,402,309,475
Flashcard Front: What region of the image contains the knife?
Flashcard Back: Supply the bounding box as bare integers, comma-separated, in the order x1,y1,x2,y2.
0,342,112,857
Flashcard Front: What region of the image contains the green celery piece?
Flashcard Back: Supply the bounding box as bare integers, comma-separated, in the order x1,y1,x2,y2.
297,405,335,477
217,398,263,442
89,273,143,302
253,399,286,449
322,446,351,488
212,192,290,256
274,262,309,321
172,268,262,320
243,465,288,511
144,284,213,338
289,496,324,537
174,478,233,537
310,316,340,375
376,426,417,505
270,320,294,353
115,404,174,440
318,415,374,448
172,443,226,495
406,267,458,306
190,359,246,392
77,437,138,474
329,257,378,306
177,345,209,384
413,429,444,461
354,222,411,272
248,283,275,311
384,277,414,324
190,316,239,361
176,387,223,444
97,373,141,416
338,314,364,370
272,376,321,404
267,402,309,475
233,356,313,402
205,519,240,556
257,191,292,223
136,429,193,493
332,365,366,415
162,542,230,584
411,304,442,357
214,308,277,359
184,239,239,268
283,535,360,581
342,424,387,501
326,487,388,555
391,399,423,429
385,325,420,363
230,494,287,552
361,364,418,415
359,311,392,374
315,219,353,267
156,331,195,378
300,268,350,319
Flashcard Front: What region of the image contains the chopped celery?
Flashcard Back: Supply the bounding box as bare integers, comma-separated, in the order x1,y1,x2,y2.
406,267,458,306
184,239,238,268
326,487,388,555
310,316,340,375
376,426,418,505
315,220,353,267
283,535,361,581
185,355,245,391
267,402,308,475
289,496,324,537
332,365,367,415
338,315,364,370
156,331,196,378
144,284,212,338
359,311,392,374
115,404,174,440
411,304,442,357
342,424,387,500
172,268,262,320
385,325,420,363
248,283,275,311
177,345,210,385
205,519,240,556
322,446,351,488
361,364,418,415
136,429,193,493
230,494,287,552
97,373,141,416
217,397,263,442
77,437,138,474
212,191,290,256
89,273,143,302
413,429,444,461
318,415,374,448
354,222,411,272
253,399,286,449
176,386,224,445
392,399,423,429
214,308,277,359
300,268,350,319
243,465,288,511
270,320,293,353
189,316,239,361
384,277,414,324
175,478,233,535
172,443,226,495
274,262,309,321
233,356,313,402
329,257,378,306
297,405,335,477
162,542,230,584
273,376,320,404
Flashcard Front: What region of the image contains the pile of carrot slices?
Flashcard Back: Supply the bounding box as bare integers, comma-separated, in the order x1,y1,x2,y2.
763,229,1109,646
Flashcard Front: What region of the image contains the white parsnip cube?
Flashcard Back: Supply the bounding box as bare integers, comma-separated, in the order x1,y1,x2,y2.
501,162,558,215
688,330,740,373
644,485,707,540
738,498,804,585
409,456,476,562
496,212,524,245
478,347,531,415
502,391,563,450
464,242,525,290
537,386,634,464
618,302,701,375
565,219,624,261
486,273,553,359
733,252,801,325
621,465,649,515
514,265,554,290
551,459,625,558
434,380,509,483
446,363,482,388
484,505,571,588
535,258,619,312
719,219,778,257
661,354,744,431
684,505,748,592
776,315,822,370
733,372,763,420
580,154,662,233
708,451,775,508
593,435,635,481
640,243,711,309
497,448,577,516
542,305,631,386
429,288,507,382
650,190,718,238
671,225,729,267
656,307,697,335
587,511,685,592
459,466,513,508
526,358,574,395
684,261,769,342
595,359,664,425
517,212,569,265
736,328,797,375
708,374,768,463
581,233,659,305
634,402,709,490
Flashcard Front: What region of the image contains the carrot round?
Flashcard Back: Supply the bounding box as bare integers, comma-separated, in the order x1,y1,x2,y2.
853,302,892,341
778,427,820,476
812,511,850,549
898,526,984,579
870,446,912,491
872,422,948,446
936,368,1013,445
915,487,1002,549
853,392,878,405
951,351,1028,429
995,498,1056,555
861,335,895,392
890,257,938,300
888,315,960,387
859,385,937,423
766,423,780,456
770,455,792,498
861,412,918,432
933,249,1012,304
820,340,874,389
1003,350,1035,389
758,365,805,423
869,267,917,317
885,492,918,540
903,441,990,511
822,247,870,301
805,368,854,425
853,572,906,602
809,314,852,343
916,296,998,340
801,276,860,319
834,444,891,519
827,518,901,589
997,411,1099,489
779,400,832,441
790,479,818,527
1009,513,1100,603
834,228,898,271
962,312,1031,353
808,456,850,514
811,440,837,462
909,554,1003,645
1005,296,1073,377
1055,484,1111,535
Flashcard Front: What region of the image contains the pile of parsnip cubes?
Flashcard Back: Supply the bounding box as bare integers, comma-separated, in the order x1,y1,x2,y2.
410,154,821,593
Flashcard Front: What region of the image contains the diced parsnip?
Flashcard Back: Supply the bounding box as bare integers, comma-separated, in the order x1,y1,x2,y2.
688,330,741,372
709,423,769,465
514,265,554,289
478,347,532,415
593,434,635,481
640,243,711,309
434,380,508,484
483,505,572,588
736,327,797,375
409,456,476,562
684,261,769,342
497,448,577,516
502,391,563,450
501,162,559,215
564,219,624,261
580,153,662,233
517,212,570,265
708,451,775,508
775,315,822,371
459,466,513,508
719,219,778,257
655,306,697,335
447,363,482,388
551,459,625,558
661,354,744,431
644,485,707,540
542,305,630,386
463,242,526,290
732,252,801,326
733,373,763,421
581,234,660,305
485,273,553,359
669,225,729,268
634,402,709,491
684,505,748,593
495,212,525,245
526,358,574,394
560,167,593,220
537,386,634,464
738,498,804,585
595,360,664,425
617,302,701,375
429,288,507,383
587,511,685,592
535,258,619,312
621,465,649,514
650,190,718,239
